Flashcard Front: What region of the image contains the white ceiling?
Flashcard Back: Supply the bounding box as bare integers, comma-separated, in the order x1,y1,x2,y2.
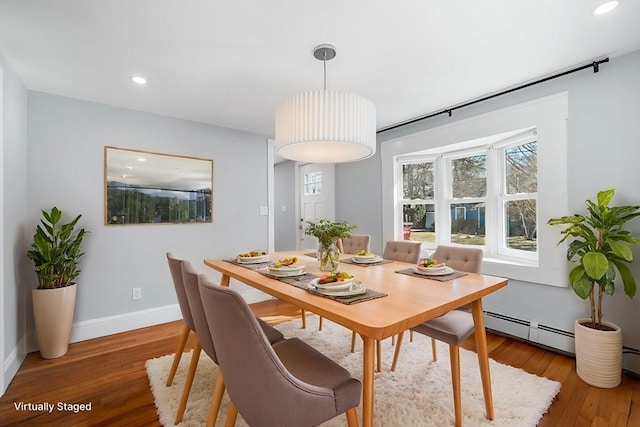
1,1,639,137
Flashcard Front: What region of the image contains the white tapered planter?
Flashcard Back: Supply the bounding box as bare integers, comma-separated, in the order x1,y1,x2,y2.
32,284,77,359
574,318,622,388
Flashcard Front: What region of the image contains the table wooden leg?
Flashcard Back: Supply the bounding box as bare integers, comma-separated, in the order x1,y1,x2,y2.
220,274,230,287
471,298,494,420
361,335,375,427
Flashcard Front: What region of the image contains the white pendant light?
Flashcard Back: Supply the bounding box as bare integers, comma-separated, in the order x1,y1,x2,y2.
275,44,376,163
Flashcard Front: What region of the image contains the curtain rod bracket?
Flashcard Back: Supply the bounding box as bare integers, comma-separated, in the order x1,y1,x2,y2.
593,62,599,73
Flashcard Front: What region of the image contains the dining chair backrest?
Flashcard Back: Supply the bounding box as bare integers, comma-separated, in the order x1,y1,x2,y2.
198,277,360,427
432,245,484,273
180,261,218,362
166,253,196,331
340,234,371,254
383,240,421,264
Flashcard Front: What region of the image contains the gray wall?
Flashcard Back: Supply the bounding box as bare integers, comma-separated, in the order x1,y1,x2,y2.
335,153,383,253
1,52,29,393
25,91,271,324
337,50,640,371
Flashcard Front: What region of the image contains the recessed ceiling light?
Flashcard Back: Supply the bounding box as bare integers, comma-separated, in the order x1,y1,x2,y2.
592,1,620,15
137,158,147,162
131,76,147,85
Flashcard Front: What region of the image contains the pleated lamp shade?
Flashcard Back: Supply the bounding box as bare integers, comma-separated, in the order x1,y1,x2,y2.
275,89,376,163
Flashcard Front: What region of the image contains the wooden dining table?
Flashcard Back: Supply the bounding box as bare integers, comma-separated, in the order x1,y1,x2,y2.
204,250,508,427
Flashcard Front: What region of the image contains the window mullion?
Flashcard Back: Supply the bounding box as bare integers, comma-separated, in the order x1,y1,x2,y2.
436,156,449,245
485,146,499,256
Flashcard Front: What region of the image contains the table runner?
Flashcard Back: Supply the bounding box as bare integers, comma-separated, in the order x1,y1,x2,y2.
395,267,468,281
224,259,387,304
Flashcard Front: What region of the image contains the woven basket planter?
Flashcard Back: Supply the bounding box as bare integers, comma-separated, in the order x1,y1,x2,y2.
574,318,622,388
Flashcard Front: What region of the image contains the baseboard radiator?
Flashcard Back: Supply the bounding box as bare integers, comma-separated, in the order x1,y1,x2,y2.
482,311,576,354
482,311,640,378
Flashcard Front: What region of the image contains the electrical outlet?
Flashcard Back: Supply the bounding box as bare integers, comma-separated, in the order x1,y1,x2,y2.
132,287,142,300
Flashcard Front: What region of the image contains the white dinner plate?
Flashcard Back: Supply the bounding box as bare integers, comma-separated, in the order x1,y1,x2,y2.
237,254,269,264
352,256,383,264
412,266,454,276
311,281,367,297
265,266,305,277
311,277,355,290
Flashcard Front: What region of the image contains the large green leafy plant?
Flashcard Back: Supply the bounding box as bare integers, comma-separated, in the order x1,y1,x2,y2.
27,207,87,289
548,189,640,329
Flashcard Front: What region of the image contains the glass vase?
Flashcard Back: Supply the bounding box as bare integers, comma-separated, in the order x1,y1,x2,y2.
317,241,340,272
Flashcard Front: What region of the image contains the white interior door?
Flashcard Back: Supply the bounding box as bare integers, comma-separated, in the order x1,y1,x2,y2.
298,163,335,249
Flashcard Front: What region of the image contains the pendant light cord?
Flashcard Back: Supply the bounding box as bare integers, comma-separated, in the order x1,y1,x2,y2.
323,50,327,90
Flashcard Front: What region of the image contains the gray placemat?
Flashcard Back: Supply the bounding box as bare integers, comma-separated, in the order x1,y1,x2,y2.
224,258,388,305
341,257,393,267
306,287,388,305
224,258,271,270
265,273,387,305
395,267,468,281
303,252,317,258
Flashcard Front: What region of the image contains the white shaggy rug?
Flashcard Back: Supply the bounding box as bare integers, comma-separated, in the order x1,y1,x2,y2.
146,316,560,426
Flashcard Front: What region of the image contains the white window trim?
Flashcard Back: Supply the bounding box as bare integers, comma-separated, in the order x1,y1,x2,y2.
381,92,569,287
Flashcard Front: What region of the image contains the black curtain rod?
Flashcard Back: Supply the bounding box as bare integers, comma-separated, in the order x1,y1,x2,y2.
377,57,610,134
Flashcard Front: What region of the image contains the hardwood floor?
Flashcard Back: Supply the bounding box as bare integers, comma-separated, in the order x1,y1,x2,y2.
1,299,639,426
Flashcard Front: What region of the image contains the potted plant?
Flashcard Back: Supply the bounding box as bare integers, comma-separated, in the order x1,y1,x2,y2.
304,219,356,271
27,207,87,358
548,189,640,387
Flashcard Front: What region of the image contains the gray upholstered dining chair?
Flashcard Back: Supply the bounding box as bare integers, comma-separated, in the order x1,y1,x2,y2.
349,240,421,370
336,234,371,254
176,261,285,426
390,245,483,427
165,253,196,388
382,240,421,263
198,277,362,427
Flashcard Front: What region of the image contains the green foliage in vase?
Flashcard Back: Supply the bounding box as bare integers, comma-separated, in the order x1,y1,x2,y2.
548,189,640,329
304,219,356,248
27,207,88,289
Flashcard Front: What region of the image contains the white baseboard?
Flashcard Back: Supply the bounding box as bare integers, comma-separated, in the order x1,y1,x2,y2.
26,304,183,353
24,288,272,353
3,335,27,396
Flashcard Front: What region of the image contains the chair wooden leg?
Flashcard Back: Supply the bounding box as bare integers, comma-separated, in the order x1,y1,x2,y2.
175,340,202,424
346,407,359,427
376,339,382,372
166,323,190,386
225,401,238,427
449,345,462,427
391,334,396,346
350,331,357,353
300,309,307,329
431,337,438,362
206,370,226,427
410,330,414,342
319,316,323,331
391,330,405,371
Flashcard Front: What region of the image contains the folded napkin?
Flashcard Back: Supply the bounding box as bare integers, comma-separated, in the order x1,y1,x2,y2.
395,267,468,282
